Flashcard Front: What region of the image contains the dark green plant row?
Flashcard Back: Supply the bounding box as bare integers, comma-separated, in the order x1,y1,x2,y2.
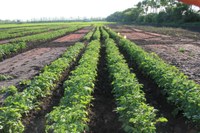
92,27,101,40
45,39,100,133
82,28,95,41
0,25,84,60
102,29,166,132
100,27,109,40
105,27,200,123
0,74,13,81
0,42,26,60
0,24,69,40
0,42,85,132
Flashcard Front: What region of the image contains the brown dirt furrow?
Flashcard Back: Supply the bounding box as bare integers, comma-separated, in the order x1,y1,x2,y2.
53,33,85,43
0,47,66,89
0,39,11,44
53,28,90,43
75,29,90,34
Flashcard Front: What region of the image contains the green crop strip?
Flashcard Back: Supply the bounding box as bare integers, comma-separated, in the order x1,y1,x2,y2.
103,29,166,132
82,28,95,41
92,27,101,40
45,39,100,133
0,42,85,132
0,42,26,60
0,74,13,81
105,27,200,123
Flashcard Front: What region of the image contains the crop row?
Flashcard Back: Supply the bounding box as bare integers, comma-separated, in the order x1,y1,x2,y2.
0,42,26,60
46,39,100,132
105,27,200,123
102,29,166,132
0,25,85,60
82,28,95,41
92,27,101,40
0,42,85,132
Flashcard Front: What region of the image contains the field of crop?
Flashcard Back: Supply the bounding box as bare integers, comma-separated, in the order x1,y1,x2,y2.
0,22,200,133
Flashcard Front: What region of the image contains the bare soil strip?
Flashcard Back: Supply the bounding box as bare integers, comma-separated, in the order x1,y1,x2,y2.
88,38,124,133
0,39,10,44
53,33,85,43
112,26,200,84
116,40,199,133
0,47,66,89
53,29,90,43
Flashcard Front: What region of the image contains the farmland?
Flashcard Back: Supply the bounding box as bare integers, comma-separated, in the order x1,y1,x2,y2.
0,22,200,133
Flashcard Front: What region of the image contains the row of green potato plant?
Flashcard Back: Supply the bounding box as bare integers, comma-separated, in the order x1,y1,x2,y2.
0,25,84,60
45,39,100,133
0,24,69,40
0,42,85,132
82,28,95,41
102,29,166,132
92,27,101,40
0,42,26,60
105,27,200,123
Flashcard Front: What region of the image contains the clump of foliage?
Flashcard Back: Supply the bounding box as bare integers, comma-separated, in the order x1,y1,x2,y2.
106,0,200,24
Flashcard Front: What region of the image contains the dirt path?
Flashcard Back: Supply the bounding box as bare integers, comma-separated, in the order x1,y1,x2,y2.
88,38,124,133
111,26,200,84
0,47,66,89
53,29,90,43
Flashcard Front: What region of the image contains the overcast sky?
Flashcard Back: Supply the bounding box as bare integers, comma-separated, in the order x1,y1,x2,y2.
0,0,141,20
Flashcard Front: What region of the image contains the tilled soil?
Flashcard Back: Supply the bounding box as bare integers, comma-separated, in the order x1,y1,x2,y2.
53,34,85,43
0,47,66,89
88,39,124,133
53,29,90,43
111,25,200,84
0,39,10,44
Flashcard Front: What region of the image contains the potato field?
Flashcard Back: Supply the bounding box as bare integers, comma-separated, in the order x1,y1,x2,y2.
0,22,200,133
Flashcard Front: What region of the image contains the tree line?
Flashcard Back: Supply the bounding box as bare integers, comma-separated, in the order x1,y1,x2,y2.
106,0,200,23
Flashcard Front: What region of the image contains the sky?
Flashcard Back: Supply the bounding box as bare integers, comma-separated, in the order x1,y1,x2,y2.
0,0,141,21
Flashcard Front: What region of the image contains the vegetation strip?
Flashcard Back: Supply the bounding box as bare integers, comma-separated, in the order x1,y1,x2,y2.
0,42,85,132
103,30,166,132
105,27,200,123
45,39,100,132
82,28,95,41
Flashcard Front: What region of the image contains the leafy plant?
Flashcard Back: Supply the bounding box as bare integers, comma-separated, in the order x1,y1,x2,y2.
0,74,13,81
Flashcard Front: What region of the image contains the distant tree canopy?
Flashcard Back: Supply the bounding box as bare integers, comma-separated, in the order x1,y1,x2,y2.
106,0,200,23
